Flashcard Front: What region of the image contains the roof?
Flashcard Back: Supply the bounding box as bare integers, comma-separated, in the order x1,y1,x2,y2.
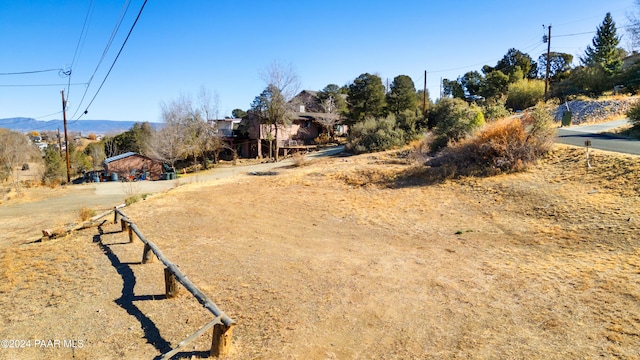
104,151,138,164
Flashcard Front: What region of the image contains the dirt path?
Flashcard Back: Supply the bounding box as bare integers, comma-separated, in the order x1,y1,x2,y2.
0,145,638,359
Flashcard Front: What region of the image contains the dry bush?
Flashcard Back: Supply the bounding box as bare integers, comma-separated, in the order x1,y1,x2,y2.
291,152,306,167
78,207,96,222
425,104,555,177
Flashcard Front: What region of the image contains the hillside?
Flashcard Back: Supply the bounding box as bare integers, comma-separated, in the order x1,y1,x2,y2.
0,145,638,359
0,118,162,134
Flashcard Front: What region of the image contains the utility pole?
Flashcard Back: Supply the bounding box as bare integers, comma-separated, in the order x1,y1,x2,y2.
544,25,552,100
61,90,71,183
423,70,427,113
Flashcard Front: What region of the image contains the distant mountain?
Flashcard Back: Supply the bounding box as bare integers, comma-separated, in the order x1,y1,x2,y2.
0,118,162,135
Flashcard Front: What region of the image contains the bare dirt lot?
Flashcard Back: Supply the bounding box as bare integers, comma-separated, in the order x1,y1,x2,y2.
0,145,639,359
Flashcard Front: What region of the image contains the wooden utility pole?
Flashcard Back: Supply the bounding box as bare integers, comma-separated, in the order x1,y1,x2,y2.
544,25,552,100
423,70,427,113
61,90,71,183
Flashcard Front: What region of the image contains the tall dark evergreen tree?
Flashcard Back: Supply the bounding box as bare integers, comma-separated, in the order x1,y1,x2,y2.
346,73,386,124
386,75,416,115
581,12,623,74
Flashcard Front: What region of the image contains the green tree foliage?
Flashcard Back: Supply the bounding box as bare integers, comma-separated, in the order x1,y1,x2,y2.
250,84,293,159
581,12,623,74
555,64,611,98
429,98,485,151
231,108,247,118
461,71,483,96
479,70,509,100
318,83,348,115
386,75,417,115
346,73,386,124
482,101,511,122
442,78,465,99
348,115,406,154
505,79,545,111
43,146,66,184
107,122,154,156
84,142,106,171
493,48,538,80
537,52,573,82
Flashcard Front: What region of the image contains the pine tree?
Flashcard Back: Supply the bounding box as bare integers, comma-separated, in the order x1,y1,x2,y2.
581,12,623,74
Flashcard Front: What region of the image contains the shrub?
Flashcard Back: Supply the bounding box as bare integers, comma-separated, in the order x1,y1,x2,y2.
78,207,96,222
505,79,545,111
291,152,306,167
348,115,406,154
125,195,141,206
482,101,511,122
429,98,485,152
425,103,555,175
627,101,640,130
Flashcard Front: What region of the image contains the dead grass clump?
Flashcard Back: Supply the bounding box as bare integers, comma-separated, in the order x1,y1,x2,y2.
291,152,306,167
425,106,555,177
78,206,96,222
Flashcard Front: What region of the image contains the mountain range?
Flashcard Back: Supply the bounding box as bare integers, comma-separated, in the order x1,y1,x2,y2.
0,118,162,134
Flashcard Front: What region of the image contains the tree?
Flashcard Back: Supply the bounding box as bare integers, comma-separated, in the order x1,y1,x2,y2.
346,73,386,124
581,12,623,74
442,78,465,99
231,108,247,119
627,0,640,50
43,146,66,185
461,71,484,96
494,48,537,80
538,52,573,82
250,85,293,160
505,79,545,111
386,75,417,115
0,129,39,191
84,142,106,171
479,70,509,100
256,61,300,161
317,84,347,139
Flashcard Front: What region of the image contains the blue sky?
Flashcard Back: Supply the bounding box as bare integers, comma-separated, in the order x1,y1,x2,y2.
0,0,636,124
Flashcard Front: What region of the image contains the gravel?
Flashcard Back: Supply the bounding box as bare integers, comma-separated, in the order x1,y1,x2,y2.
554,97,639,124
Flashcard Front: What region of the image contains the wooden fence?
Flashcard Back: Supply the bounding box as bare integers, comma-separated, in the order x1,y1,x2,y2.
89,207,237,359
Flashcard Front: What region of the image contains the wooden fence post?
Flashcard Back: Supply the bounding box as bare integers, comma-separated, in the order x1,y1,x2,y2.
128,226,134,243
113,209,119,224
164,268,180,298
142,244,155,263
211,323,234,357
121,219,127,233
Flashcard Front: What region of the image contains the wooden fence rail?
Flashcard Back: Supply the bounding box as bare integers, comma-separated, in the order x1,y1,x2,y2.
93,207,236,358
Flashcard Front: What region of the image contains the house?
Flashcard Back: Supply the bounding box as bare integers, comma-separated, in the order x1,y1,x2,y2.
207,118,242,138
103,152,164,181
235,90,347,158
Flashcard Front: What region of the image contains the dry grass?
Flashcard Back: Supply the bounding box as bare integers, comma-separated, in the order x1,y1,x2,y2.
78,206,96,222
0,145,638,359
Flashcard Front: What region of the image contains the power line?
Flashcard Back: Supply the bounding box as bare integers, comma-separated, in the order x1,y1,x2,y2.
0,83,87,87
70,0,133,119
0,69,61,76
75,0,148,121
66,0,95,99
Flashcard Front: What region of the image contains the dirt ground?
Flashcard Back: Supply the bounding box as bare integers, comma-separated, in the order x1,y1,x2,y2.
0,145,639,359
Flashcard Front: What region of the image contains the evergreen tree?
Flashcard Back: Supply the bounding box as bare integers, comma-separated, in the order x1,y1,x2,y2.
386,75,417,115
346,73,386,124
581,12,622,74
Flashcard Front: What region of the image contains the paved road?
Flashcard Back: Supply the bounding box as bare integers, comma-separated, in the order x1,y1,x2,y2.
557,119,640,155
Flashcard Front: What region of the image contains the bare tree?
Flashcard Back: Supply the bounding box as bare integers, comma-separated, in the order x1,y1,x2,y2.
152,89,227,172
0,129,40,192
257,60,300,161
